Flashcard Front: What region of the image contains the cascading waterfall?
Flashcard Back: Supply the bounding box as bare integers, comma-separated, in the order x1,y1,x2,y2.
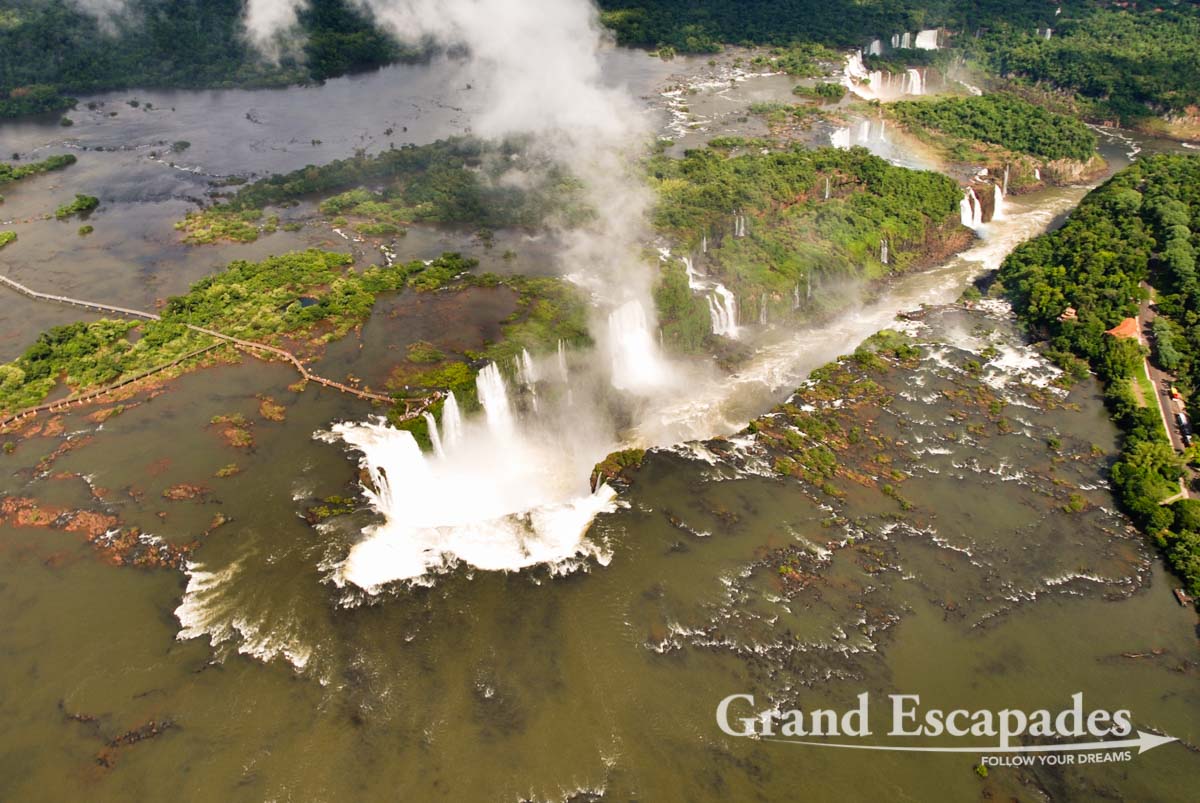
793,283,801,310
709,284,740,338
959,187,984,229
759,293,768,326
516,348,540,412
1003,164,1010,196
824,176,831,200
993,184,1005,221
682,254,737,338
442,392,463,448
880,239,889,265
518,348,539,386
331,362,618,589
904,68,924,96
556,340,569,382
701,234,707,254
424,411,446,458
914,29,939,50
867,39,883,56
608,299,673,390
477,362,515,439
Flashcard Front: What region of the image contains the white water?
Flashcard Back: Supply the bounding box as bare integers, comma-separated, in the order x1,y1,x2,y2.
477,362,516,439
683,255,740,338
330,180,1092,590
842,52,926,101
959,187,984,229
914,29,940,50
629,184,1091,446
333,362,617,590
442,392,463,448
608,299,674,391
993,184,1005,221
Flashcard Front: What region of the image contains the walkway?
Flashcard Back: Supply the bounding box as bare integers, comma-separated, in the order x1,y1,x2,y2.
0,274,441,429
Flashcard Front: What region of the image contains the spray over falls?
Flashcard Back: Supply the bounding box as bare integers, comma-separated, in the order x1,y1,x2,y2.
332,358,618,590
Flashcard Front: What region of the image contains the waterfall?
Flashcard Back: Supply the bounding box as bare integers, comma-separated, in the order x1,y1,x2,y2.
793,283,801,310
867,38,883,56
759,293,768,326
1003,165,1010,196
831,127,851,149
825,176,831,200
904,68,924,96
424,411,446,458
890,33,899,49
734,213,747,238
701,234,707,254
880,119,887,143
914,29,939,50
517,348,539,386
608,300,671,390
683,254,740,339
959,188,983,229
992,184,1005,221
806,270,812,301
556,340,569,382
1034,167,1042,181
708,285,739,338
442,392,463,448
476,363,515,439
880,239,889,265
900,32,912,49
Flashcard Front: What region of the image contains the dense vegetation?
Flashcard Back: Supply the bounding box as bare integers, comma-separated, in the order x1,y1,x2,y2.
649,143,964,348
969,6,1200,124
0,153,76,184
0,0,413,119
597,1,1058,53
599,1,1200,123
177,138,586,244
889,94,1097,163
0,248,587,432
998,154,1200,595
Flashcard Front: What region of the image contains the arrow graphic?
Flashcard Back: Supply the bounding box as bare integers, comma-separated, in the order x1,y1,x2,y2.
764,730,1176,755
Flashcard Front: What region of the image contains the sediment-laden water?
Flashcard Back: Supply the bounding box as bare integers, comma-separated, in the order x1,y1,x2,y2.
1,51,1198,802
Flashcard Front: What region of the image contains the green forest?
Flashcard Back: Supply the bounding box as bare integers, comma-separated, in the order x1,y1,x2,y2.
178,138,587,244
997,154,1200,595
889,94,1097,163
649,143,964,348
599,1,1200,123
0,0,412,119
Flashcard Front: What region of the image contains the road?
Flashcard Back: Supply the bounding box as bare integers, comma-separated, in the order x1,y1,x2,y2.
1138,289,1192,501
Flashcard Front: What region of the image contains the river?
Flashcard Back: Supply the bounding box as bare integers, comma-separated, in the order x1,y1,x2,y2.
0,49,1197,801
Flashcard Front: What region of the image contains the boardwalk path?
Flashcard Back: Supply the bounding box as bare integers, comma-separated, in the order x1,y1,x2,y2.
0,274,440,429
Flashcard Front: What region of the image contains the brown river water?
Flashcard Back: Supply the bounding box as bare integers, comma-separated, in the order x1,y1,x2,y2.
0,49,1197,802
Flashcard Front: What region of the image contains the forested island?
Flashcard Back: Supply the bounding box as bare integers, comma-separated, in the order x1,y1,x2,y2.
651,143,968,349
176,138,586,244
998,154,1200,596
